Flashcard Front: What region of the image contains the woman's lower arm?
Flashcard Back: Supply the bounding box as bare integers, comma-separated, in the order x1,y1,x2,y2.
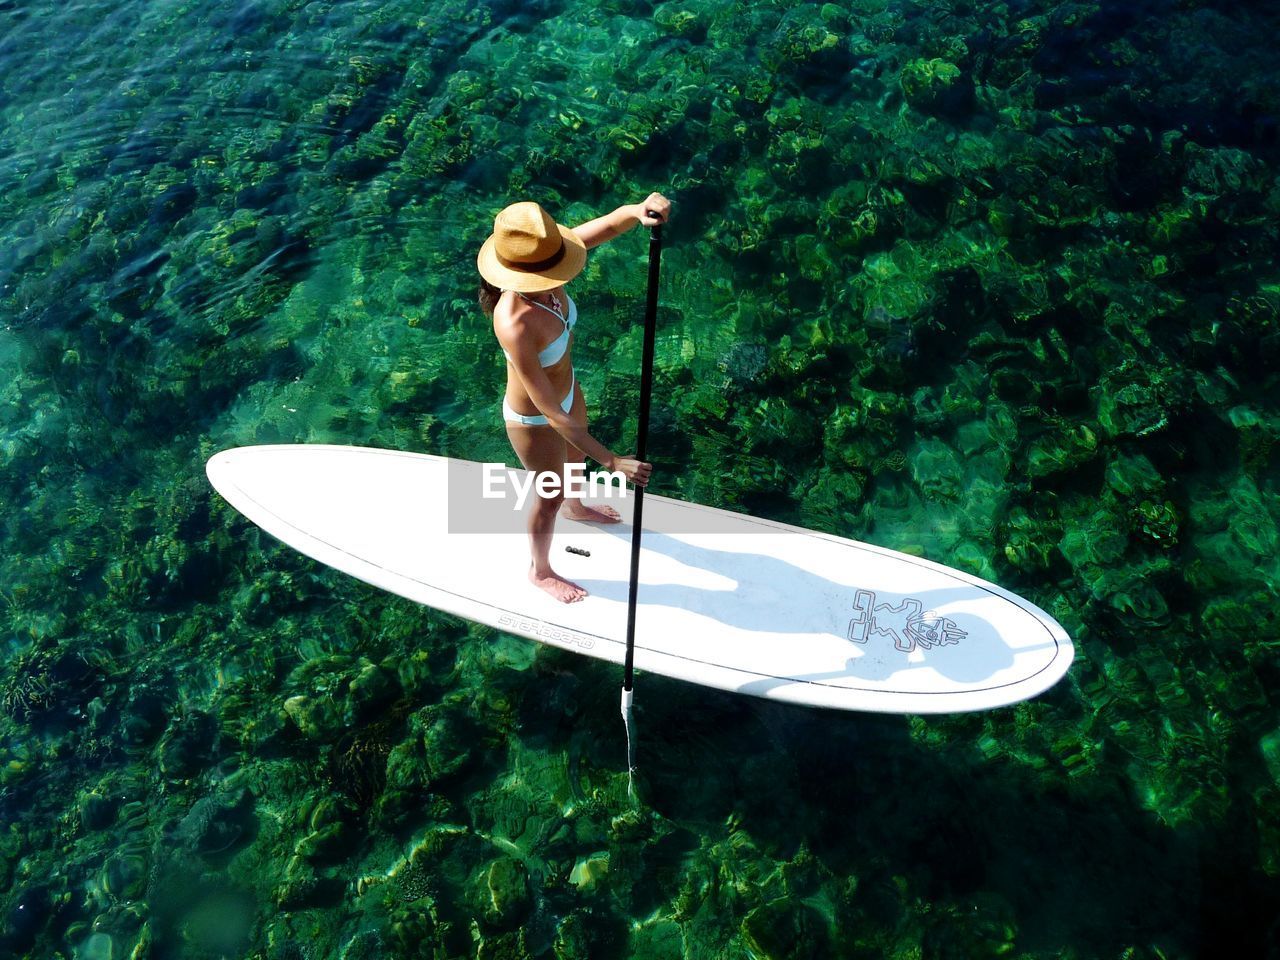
574,205,641,248
607,205,641,237
550,416,615,469
573,194,667,248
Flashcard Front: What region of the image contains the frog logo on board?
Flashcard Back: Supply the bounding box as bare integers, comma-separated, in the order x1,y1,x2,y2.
847,589,967,653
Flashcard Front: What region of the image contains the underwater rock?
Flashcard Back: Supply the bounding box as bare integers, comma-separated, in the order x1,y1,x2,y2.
339,929,385,960
922,891,1017,957
78,791,117,832
984,403,1020,453
553,912,592,960
395,647,453,700
609,809,653,844
346,658,399,723
568,852,609,893
1025,424,1098,478
999,508,1057,573
765,5,842,68
1228,504,1279,562
476,930,532,960
764,101,836,190
158,709,221,778
1186,530,1244,594
77,931,115,960
800,471,866,532
172,786,255,857
1105,453,1164,499
740,898,829,960
380,735,431,818
1131,498,1180,549
281,694,342,743
1059,511,1128,570
294,822,350,866
653,3,708,41
384,895,468,960
865,303,919,367
900,58,973,116
1261,729,1280,787
1096,367,1181,439
482,858,531,930
120,685,169,746
821,406,869,469
1200,589,1276,650
1104,566,1172,629
822,182,881,252
910,438,964,502
3,883,50,953
101,851,147,901
719,341,769,383
951,539,997,581
630,917,683,956
275,858,321,912
1184,141,1272,200
409,825,485,894
988,366,1039,403
307,794,344,833
1228,404,1278,478
777,844,829,902
417,702,478,784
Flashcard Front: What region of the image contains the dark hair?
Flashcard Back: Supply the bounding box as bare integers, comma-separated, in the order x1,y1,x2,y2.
478,279,502,317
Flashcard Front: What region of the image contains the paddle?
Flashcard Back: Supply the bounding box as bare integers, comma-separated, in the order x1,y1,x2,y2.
621,218,662,793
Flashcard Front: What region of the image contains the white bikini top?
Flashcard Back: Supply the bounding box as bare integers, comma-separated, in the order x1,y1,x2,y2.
501,291,577,367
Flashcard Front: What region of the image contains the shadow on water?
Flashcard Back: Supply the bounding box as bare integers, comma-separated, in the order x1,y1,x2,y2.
582,668,1266,957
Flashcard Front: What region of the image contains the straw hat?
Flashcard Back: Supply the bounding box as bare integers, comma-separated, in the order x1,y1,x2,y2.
477,201,587,292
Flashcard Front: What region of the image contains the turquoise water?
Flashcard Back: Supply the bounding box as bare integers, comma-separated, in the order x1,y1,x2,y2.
2,0,1278,956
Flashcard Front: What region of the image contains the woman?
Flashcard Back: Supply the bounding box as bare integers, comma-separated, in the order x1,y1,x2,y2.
477,193,671,603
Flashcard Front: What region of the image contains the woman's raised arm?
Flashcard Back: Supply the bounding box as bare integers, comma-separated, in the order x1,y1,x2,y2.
571,192,671,250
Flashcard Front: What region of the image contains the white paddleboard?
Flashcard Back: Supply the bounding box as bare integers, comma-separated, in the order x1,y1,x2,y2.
206,445,1073,713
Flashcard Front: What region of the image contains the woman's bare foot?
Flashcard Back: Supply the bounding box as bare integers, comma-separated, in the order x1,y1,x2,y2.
529,564,587,603
560,501,622,523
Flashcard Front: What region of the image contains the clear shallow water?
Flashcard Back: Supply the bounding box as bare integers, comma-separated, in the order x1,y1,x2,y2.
1,0,1278,957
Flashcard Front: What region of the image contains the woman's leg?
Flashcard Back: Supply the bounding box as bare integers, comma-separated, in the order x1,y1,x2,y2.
506,421,587,603
560,378,621,523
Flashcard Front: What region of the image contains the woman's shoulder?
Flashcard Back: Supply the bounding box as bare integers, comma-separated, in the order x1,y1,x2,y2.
493,290,540,324
492,291,540,344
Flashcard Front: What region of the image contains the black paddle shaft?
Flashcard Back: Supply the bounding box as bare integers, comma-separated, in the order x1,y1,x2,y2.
623,223,662,693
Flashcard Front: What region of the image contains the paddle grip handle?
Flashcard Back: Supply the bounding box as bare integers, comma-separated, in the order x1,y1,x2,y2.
634,224,662,462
